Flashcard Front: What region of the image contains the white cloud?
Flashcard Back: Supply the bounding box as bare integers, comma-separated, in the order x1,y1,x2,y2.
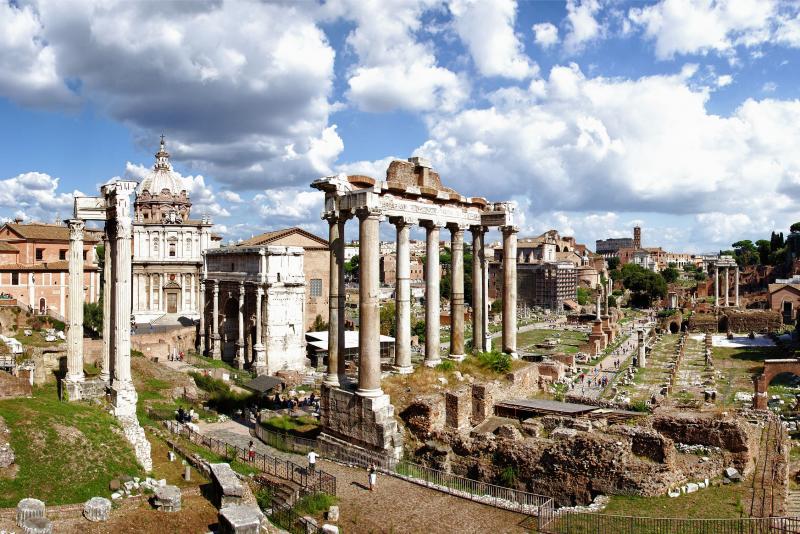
533,22,559,48
450,0,538,79
628,0,778,59
324,0,468,113
0,0,340,189
411,63,800,250
564,0,604,54
0,172,80,222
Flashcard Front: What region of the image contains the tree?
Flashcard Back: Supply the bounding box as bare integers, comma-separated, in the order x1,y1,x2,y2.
84,302,102,333
662,266,680,284
606,257,620,271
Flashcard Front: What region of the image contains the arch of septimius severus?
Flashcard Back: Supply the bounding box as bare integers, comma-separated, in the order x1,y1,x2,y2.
311,156,516,461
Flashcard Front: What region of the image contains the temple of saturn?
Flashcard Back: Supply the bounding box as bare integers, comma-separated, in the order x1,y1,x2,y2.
199,245,306,375
65,181,153,471
713,255,740,308
311,156,516,460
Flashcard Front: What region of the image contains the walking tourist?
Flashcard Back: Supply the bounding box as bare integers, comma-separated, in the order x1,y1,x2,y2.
308,450,318,472
368,463,377,491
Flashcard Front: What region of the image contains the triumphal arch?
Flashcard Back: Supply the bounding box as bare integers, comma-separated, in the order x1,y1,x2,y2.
311,156,517,461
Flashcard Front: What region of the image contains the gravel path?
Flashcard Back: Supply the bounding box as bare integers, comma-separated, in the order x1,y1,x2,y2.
198,420,531,533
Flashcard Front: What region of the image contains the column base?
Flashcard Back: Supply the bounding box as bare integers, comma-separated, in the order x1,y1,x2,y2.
424,358,442,368
448,354,466,362
355,387,384,398
392,365,414,375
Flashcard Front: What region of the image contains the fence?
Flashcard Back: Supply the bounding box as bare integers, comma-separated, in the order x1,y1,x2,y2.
164,421,336,496
538,511,800,533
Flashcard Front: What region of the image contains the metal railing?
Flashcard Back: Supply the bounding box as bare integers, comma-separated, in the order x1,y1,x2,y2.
539,512,800,533
164,421,336,496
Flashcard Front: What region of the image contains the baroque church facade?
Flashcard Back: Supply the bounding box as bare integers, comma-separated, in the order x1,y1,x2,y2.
131,137,218,323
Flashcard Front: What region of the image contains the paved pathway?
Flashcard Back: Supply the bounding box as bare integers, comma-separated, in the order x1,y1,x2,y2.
198,420,531,533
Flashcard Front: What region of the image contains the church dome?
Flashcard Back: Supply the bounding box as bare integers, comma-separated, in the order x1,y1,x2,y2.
137,137,186,196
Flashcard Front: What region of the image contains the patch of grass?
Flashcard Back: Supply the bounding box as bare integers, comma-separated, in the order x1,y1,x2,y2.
295,493,338,516
0,384,141,506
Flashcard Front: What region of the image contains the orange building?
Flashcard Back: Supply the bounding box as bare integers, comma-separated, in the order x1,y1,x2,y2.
0,221,101,320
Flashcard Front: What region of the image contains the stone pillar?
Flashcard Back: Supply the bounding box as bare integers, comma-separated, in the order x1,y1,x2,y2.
100,230,112,383
714,266,719,308
724,267,730,308
392,217,414,374
211,280,221,359
501,225,518,358
325,215,342,385
470,226,484,353
198,280,206,354
65,219,85,394
235,281,245,369
449,224,466,361
735,266,739,307
423,221,442,367
356,208,382,397
253,285,266,374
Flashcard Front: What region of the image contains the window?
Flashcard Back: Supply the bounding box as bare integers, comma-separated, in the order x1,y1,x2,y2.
310,278,323,297
35,248,44,261
11,272,19,285
59,249,67,260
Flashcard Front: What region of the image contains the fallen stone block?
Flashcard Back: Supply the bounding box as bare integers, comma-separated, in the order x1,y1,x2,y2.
84,497,112,522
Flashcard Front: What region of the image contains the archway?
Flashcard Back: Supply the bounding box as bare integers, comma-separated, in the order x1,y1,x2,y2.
222,297,238,362
753,359,800,409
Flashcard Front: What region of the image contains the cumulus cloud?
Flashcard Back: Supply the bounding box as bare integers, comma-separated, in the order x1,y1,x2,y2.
533,22,560,48
411,63,800,250
325,0,467,113
0,0,340,189
564,0,604,54
450,0,538,79
628,0,778,59
0,172,81,222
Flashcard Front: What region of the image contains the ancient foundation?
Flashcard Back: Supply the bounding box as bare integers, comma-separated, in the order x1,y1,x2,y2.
319,384,403,463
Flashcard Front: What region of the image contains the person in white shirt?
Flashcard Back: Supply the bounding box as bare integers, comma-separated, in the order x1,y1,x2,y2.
307,450,318,472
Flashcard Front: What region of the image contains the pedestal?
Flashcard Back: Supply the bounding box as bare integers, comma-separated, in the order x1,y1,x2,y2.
319,384,403,462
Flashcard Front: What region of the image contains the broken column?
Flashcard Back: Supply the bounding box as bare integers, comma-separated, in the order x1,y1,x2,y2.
104,181,152,472
64,218,85,400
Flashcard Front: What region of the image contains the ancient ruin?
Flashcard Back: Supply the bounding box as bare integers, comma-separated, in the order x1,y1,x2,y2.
311,157,516,461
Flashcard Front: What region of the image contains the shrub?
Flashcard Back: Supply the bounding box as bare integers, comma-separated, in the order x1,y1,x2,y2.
476,351,512,373
435,360,455,372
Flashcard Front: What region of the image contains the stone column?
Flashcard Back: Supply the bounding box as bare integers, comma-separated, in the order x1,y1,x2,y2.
198,280,206,354
253,285,266,374
449,224,466,361
735,266,739,307
392,217,414,374
714,266,719,308
211,280,221,359
423,221,442,367
501,225,518,358
470,226,484,353
724,267,730,307
356,208,383,397
325,215,343,385
101,230,112,383
235,281,245,369
65,219,86,391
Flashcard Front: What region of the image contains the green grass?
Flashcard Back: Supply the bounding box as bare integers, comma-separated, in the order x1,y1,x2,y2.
0,384,141,506
517,328,588,354
295,493,338,516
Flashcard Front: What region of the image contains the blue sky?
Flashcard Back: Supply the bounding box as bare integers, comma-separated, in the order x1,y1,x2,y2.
2,0,800,253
